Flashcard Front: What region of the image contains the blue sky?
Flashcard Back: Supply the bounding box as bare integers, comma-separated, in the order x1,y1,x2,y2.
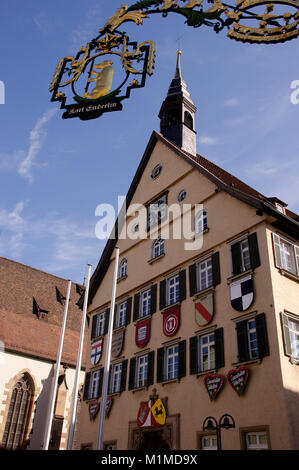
0,0,298,284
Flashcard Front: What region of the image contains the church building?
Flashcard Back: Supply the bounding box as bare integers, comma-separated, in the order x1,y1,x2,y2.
76,52,299,450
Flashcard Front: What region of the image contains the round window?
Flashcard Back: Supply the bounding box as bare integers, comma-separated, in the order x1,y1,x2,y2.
151,163,162,180
177,190,187,202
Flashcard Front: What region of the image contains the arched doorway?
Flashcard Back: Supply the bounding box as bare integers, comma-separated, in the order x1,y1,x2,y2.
137,430,171,451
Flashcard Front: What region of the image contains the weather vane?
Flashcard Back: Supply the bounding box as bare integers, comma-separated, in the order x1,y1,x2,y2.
50,0,299,120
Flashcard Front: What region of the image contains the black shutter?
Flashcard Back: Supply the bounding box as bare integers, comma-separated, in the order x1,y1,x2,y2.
189,263,197,297
179,270,186,302
120,359,128,392
126,297,132,325
128,357,136,390
150,284,157,314
178,340,186,379
91,314,97,340
159,280,166,310
214,328,225,369
157,347,165,383
97,368,104,398
113,304,117,329
189,336,198,375
236,320,250,362
212,252,221,286
104,308,110,335
231,242,242,276
83,372,91,401
248,233,261,269
147,351,155,386
256,313,270,358
133,293,140,321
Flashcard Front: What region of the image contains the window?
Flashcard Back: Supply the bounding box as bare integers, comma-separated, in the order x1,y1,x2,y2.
200,435,218,450
118,258,127,279
157,340,186,383
147,193,168,230
245,432,269,450
235,313,269,363
230,232,260,276
2,374,34,450
189,253,221,296
150,163,162,180
177,189,187,203
272,233,299,277
152,238,165,259
91,308,109,339
133,285,157,320
114,298,132,329
129,352,155,390
160,270,186,310
109,360,128,395
83,369,103,401
281,311,299,363
195,209,208,234
184,111,193,130
190,328,224,375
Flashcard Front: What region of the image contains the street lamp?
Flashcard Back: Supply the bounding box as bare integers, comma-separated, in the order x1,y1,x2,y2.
202,414,235,450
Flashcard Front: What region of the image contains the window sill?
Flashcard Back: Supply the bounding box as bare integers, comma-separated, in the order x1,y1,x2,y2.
196,368,217,377
227,269,254,284
108,392,121,398
193,227,209,239
278,268,299,283
161,378,180,386
134,314,151,325
192,286,214,300
288,356,299,365
131,385,148,393
161,301,181,313
232,357,262,367
148,252,165,264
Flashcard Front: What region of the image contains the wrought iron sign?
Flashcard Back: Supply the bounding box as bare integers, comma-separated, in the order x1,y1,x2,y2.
50,0,299,120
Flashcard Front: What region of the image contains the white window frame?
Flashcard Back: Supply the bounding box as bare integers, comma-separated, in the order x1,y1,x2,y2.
136,355,148,388
95,311,106,337
140,289,152,318
166,344,179,380
196,257,213,292
147,193,168,229
247,318,259,359
198,332,216,372
115,301,127,328
110,363,122,394
195,208,208,234
152,238,165,259
119,258,127,279
167,274,180,306
245,431,269,450
201,435,218,450
89,370,101,399
273,233,299,276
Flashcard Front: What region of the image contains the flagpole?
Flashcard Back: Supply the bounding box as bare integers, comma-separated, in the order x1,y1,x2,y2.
67,264,92,450
97,247,119,450
42,280,72,450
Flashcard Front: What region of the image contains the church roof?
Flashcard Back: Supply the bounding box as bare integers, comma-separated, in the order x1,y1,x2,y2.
84,130,299,307
0,257,87,367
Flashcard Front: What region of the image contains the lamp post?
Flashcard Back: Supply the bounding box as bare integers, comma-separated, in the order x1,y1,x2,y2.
202,414,235,450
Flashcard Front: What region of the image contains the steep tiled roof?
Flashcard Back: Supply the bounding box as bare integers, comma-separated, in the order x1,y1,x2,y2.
0,257,87,367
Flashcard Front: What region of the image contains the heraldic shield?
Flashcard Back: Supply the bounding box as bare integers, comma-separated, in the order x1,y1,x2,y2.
91,339,103,365
111,329,125,358
162,305,180,337
195,292,214,326
135,318,151,348
230,275,254,312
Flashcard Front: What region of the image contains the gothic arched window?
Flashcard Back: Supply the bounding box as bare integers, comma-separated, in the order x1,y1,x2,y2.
2,374,34,450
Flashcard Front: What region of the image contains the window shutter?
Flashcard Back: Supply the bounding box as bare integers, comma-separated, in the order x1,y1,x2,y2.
281,312,292,357
150,284,157,314
113,304,117,329
248,232,261,269
120,360,128,393
189,264,197,297
178,340,186,379
97,368,104,398
272,233,282,268
133,293,140,321
147,351,155,386
83,372,91,401
157,347,165,383
212,252,221,286
104,308,110,335
214,327,225,369
179,270,186,302
231,242,242,276
128,357,136,390
159,280,166,311
91,315,97,340
295,245,299,275
255,313,270,358
189,336,198,374
236,320,250,362
126,297,132,325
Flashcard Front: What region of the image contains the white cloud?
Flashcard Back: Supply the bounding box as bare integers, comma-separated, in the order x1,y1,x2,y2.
17,108,57,183
223,97,240,107
198,135,217,145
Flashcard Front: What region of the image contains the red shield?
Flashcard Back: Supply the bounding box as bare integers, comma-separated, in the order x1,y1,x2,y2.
135,318,151,348
88,401,100,421
137,400,156,427
162,305,180,337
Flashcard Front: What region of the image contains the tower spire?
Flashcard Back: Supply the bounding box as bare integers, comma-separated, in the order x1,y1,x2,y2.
158,51,197,156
